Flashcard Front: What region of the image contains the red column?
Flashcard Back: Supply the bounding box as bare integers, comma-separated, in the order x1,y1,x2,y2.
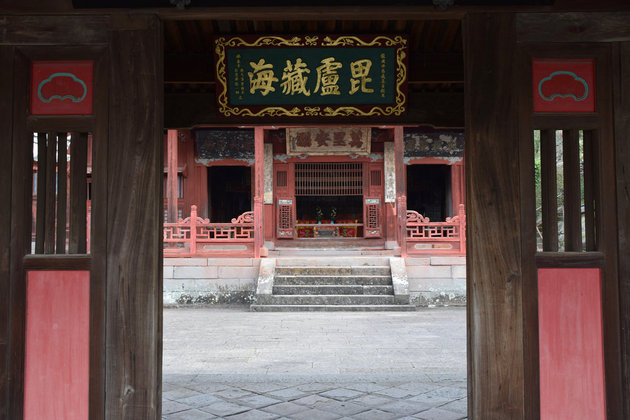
254,127,264,258
394,126,407,256
167,130,178,223
451,162,464,213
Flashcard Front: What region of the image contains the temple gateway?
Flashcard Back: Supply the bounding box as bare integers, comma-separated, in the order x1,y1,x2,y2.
1,0,630,419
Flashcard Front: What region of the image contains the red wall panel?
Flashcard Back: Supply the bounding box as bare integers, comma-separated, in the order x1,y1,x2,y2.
538,268,606,420
24,270,90,420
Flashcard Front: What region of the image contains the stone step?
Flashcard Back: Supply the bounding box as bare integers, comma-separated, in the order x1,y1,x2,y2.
272,285,394,295
266,294,397,305
275,266,391,276
274,275,392,286
275,256,391,266
250,304,416,312
271,249,394,257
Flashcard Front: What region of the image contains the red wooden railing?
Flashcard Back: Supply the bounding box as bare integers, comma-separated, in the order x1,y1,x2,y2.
406,204,466,255
163,205,254,257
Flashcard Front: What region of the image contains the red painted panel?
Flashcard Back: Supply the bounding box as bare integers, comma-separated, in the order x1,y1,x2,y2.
532,59,595,113
24,270,90,420
31,61,94,115
538,268,606,420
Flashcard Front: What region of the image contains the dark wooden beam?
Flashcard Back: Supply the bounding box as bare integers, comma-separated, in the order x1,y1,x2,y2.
614,41,630,420
517,12,630,43
0,15,109,45
0,45,14,420
8,48,31,420
165,91,464,128
165,53,214,83
106,15,163,420
464,12,525,419
158,6,467,21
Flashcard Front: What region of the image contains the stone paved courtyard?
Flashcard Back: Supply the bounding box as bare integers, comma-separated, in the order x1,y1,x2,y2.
163,306,467,419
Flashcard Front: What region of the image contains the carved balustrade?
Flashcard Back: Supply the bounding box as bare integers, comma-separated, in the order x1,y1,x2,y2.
405,204,466,254
164,205,254,256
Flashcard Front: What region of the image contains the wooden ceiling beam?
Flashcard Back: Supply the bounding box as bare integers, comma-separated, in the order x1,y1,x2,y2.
157,7,466,21
164,90,464,129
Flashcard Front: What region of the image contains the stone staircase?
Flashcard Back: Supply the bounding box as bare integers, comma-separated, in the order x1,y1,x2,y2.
250,257,414,311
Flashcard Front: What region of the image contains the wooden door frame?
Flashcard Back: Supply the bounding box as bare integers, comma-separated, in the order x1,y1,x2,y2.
1,9,629,420
0,13,164,420
466,11,630,419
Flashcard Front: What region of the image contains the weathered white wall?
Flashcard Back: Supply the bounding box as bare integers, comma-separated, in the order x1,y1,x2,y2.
163,258,260,305
405,256,466,306
163,256,466,307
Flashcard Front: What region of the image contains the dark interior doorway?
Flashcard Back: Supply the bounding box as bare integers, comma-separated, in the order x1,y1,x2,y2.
208,166,251,222
407,164,451,221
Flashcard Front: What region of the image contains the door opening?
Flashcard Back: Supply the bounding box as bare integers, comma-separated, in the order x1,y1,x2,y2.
407,164,451,221
208,166,251,222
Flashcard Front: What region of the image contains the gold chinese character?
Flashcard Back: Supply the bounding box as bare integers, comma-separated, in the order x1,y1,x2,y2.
349,59,374,94
314,57,342,96
248,59,278,96
281,58,311,96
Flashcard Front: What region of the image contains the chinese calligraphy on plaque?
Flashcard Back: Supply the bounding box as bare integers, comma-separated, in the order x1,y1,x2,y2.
214,35,408,118
286,127,371,155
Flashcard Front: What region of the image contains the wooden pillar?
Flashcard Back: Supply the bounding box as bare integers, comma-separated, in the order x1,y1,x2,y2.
0,45,15,420
167,130,178,222
465,13,525,419
451,163,464,213
254,127,264,258
394,126,406,256
106,15,163,419
614,41,630,420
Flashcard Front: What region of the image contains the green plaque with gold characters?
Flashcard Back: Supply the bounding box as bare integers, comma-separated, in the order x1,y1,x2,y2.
214,35,408,118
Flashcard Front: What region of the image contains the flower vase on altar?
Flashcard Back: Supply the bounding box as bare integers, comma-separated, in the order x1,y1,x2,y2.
315,206,323,224
330,207,337,224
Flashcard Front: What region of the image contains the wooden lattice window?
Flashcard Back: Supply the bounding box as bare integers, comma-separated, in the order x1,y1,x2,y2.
276,170,287,188
295,163,363,196
31,132,91,254
534,129,598,252
277,199,294,238
366,202,380,229
278,204,293,229
370,170,382,187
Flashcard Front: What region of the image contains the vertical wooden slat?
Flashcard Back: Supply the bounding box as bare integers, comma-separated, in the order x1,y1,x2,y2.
44,131,57,254
465,13,525,419
593,45,623,420
35,132,47,254
8,48,32,420
540,129,558,251
69,132,88,254
254,127,264,258
613,41,630,420
166,129,178,223
583,130,596,251
563,129,582,251
0,44,14,420
106,16,162,419
56,132,67,254
90,52,108,420
394,126,406,253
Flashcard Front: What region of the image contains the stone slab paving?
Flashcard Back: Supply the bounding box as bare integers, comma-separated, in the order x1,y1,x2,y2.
163,306,466,419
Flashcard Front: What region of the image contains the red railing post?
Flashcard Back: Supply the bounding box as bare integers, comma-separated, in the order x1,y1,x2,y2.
190,205,197,255
458,204,466,254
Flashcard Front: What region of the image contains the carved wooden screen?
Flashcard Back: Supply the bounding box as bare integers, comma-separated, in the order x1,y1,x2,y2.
363,198,382,237
363,163,384,238
275,163,294,239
